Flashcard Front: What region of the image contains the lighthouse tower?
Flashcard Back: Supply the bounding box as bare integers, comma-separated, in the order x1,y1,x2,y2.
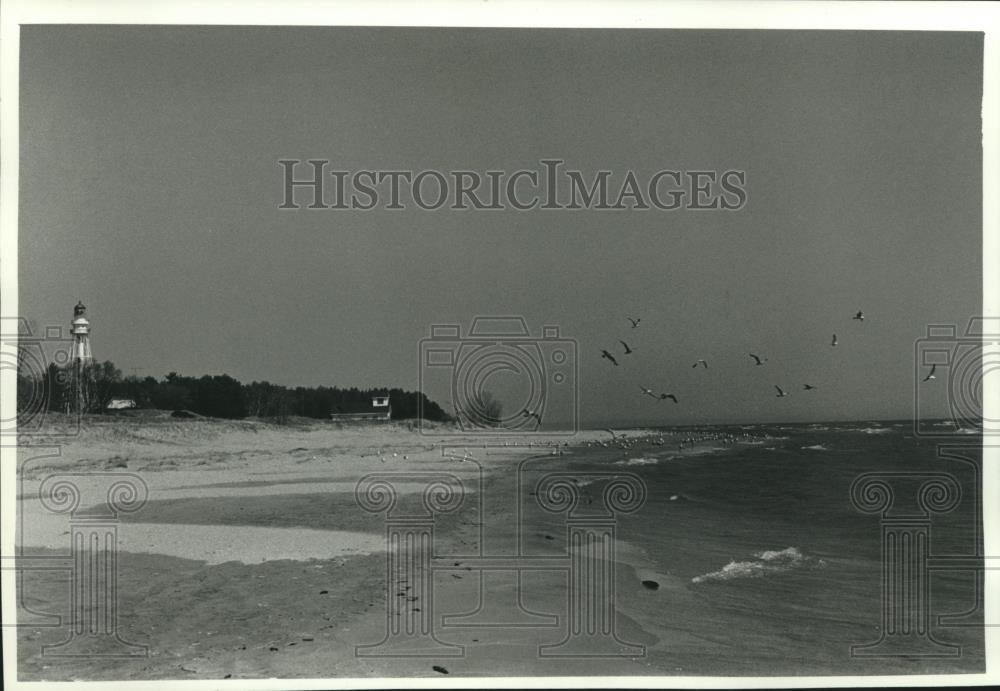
70,301,93,362
69,301,93,413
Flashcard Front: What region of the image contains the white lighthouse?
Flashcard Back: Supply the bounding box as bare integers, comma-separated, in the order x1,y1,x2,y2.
69,300,93,413
70,300,93,362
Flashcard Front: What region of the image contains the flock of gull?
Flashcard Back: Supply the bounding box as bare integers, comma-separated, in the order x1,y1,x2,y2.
596,310,904,409
516,307,940,428
442,429,772,458
592,426,771,453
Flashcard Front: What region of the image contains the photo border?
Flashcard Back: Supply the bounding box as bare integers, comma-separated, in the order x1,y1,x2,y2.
2,1,997,689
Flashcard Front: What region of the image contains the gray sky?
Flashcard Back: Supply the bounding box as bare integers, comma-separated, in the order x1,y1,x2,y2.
19,27,983,425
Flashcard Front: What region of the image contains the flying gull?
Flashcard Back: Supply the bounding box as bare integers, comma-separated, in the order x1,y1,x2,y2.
601,350,619,366
521,408,542,423
628,317,641,328
639,386,659,399
923,364,937,382
749,353,767,366
692,359,709,368
619,340,634,355
775,385,788,398
659,393,678,403
853,311,865,321
803,384,817,391
831,334,838,346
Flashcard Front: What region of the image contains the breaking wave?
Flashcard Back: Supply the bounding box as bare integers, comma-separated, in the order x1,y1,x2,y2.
616,456,659,466
858,427,893,434
691,547,826,584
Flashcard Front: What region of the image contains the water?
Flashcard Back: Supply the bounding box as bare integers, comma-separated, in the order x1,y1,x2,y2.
541,420,984,675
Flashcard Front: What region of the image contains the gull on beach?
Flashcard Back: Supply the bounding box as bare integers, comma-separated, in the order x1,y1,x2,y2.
831,334,838,346
601,350,619,366
853,311,865,321
628,317,641,328
659,393,678,403
775,385,788,398
923,364,937,382
803,384,817,390
749,353,767,366
619,340,634,355
692,359,708,368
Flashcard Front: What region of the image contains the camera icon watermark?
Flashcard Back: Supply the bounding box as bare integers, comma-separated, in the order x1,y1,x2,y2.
1,317,79,438
418,316,578,437
913,317,997,437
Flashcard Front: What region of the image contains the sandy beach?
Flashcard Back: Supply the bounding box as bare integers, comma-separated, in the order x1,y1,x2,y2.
13,416,689,679
13,415,984,680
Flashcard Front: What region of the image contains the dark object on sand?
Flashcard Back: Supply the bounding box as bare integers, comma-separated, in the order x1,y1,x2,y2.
433,665,449,675
641,580,660,591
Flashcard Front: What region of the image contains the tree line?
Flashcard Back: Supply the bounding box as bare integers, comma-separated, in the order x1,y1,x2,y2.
16,357,450,422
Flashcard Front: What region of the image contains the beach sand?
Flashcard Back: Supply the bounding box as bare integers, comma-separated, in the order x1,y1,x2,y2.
13,417,664,679
12,416,984,679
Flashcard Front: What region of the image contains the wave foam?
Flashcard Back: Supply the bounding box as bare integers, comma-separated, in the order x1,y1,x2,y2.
615,456,659,466
801,444,828,451
691,547,826,584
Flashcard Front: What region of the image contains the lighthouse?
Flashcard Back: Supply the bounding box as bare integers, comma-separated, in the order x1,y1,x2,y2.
69,301,93,413
70,301,93,362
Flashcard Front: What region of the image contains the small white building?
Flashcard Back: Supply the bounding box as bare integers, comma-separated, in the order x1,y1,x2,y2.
330,395,391,423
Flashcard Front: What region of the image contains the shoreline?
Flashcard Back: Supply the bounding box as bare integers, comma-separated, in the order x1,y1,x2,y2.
12,418,733,679
13,418,984,678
